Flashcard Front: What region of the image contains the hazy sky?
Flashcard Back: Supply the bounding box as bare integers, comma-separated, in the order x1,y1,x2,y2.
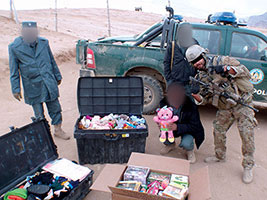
1,0,266,18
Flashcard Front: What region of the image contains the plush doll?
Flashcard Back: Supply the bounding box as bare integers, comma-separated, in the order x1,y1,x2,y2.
153,106,179,143
115,118,126,129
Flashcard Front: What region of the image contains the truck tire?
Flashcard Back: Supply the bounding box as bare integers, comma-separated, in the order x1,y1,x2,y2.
137,75,163,115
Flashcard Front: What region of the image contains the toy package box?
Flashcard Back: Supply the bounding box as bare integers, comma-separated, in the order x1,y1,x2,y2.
117,166,189,199
123,166,150,185
91,153,212,200
74,77,149,164
0,119,94,200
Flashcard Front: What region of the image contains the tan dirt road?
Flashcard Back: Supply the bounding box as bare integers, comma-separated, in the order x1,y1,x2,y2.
0,8,267,200
0,60,266,200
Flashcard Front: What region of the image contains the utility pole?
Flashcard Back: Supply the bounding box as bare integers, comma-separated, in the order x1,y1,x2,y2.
10,0,19,24
55,0,58,32
106,0,111,37
10,0,14,19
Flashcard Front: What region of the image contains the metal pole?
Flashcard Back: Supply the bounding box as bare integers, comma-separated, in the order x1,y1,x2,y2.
106,0,111,37
55,0,58,32
10,0,14,19
12,0,19,24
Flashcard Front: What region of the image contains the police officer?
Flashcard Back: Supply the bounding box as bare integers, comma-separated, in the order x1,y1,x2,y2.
8,21,70,140
185,45,257,184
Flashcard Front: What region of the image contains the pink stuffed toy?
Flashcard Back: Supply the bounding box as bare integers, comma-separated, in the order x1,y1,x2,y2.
153,106,179,143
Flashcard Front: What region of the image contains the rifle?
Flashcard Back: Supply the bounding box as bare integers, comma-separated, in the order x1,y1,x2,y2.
189,76,259,112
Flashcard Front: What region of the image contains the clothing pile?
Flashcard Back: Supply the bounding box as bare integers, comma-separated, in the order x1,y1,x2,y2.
117,165,189,200
4,171,79,200
78,114,146,130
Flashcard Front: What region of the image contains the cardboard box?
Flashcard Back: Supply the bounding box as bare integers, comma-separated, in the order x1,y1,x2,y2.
92,152,211,200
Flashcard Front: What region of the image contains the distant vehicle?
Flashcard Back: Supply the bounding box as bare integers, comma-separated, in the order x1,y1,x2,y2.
135,7,142,12
76,8,267,114
209,12,237,25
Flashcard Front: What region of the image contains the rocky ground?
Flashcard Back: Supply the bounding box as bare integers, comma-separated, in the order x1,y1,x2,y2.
0,8,266,200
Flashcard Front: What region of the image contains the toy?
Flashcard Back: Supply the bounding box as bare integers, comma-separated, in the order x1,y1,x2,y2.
169,174,189,190
115,119,126,129
79,114,146,130
147,172,171,184
162,185,188,200
153,106,179,143
147,181,160,195
161,178,170,190
124,165,150,185
80,116,91,129
130,116,146,124
117,181,141,191
140,185,148,193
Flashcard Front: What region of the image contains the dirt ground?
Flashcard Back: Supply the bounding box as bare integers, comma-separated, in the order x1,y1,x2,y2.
0,60,267,200
0,8,267,200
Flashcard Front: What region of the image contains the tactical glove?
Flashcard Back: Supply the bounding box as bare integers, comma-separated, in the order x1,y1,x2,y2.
208,65,225,75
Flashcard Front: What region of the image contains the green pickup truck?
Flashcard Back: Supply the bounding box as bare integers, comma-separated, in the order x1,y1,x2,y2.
76,12,267,114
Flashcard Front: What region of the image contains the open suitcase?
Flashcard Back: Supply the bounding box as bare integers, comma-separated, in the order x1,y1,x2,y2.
0,118,94,200
74,77,149,164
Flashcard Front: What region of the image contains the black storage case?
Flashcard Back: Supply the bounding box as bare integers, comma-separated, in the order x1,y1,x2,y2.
74,77,149,164
0,119,94,199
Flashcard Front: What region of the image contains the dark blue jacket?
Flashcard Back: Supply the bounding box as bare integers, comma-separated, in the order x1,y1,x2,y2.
9,37,62,105
160,96,205,149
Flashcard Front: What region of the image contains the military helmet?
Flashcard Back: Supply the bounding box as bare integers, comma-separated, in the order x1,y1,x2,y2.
186,45,206,62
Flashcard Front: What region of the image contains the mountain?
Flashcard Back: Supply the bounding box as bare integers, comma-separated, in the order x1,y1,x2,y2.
248,12,267,28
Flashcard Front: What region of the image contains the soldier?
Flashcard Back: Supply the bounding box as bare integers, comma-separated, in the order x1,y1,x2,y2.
185,44,257,184
8,21,70,140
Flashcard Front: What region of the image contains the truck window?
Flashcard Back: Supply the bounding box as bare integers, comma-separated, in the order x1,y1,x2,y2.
230,32,267,61
141,33,162,48
192,29,220,54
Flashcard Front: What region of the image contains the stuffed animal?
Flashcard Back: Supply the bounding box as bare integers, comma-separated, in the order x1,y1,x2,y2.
153,106,179,143
130,116,146,124
115,118,126,129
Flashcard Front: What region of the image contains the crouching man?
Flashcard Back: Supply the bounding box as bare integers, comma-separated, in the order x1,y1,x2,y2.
8,21,70,140
159,82,205,164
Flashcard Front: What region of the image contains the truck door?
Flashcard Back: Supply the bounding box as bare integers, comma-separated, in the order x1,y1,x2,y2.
192,25,227,56
225,31,267,103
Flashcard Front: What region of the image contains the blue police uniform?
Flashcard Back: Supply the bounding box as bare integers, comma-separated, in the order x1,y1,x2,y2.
9,36,63,125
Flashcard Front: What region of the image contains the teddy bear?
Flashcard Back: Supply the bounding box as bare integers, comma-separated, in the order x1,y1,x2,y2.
153,106,179,143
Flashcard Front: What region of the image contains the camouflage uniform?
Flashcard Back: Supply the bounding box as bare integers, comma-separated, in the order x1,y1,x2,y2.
195,55,257,169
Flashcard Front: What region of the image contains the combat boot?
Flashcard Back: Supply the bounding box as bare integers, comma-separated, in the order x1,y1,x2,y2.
242,168,253,184
187,150,196,164
54,124,70,140
160,142,176,155
204,156,226,163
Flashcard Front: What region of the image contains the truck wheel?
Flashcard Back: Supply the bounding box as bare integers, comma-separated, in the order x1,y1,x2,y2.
137,75,163,115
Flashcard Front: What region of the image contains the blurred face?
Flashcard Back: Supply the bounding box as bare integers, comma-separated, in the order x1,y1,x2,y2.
193,58,206,70
167,84,186,109
21,27,38,44
177,24,194,48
